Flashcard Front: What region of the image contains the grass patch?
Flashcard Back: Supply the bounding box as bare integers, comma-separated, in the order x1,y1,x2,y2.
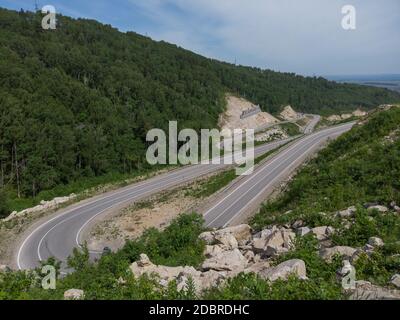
186,169,237,199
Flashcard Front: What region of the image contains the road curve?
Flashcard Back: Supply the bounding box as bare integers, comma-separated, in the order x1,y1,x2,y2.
203,122,353,228
15,137,292,270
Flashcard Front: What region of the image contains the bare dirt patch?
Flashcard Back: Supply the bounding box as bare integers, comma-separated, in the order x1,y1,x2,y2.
219,94,279,131
87,173,228,252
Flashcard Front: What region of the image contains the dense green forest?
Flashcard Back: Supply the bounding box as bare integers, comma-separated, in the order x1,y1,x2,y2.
1,107,400,300
0,7,399,211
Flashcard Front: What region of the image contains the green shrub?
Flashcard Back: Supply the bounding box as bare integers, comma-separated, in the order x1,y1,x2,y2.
204,273,343,300
120,213,206,267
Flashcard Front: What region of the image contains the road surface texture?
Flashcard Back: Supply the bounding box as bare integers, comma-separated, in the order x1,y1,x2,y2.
203,122,353,228
15,137,292,270
15,116,329,271
303,115,322,134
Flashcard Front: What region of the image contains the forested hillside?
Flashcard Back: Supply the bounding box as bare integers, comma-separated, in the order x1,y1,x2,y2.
0,7,399,207
2,104,400,300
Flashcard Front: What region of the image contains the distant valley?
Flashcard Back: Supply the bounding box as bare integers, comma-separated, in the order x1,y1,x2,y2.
326,74,400,93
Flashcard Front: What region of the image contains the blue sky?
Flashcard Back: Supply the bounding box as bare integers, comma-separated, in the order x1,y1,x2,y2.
1,0,399,76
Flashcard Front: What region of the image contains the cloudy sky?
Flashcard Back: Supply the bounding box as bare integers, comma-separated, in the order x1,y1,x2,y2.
1,0,399,76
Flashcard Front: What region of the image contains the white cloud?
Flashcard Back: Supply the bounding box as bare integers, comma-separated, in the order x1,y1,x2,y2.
128,0,400,75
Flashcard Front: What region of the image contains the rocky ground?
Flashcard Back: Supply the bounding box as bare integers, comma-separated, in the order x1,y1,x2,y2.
123,202,400,300
218,94,280,131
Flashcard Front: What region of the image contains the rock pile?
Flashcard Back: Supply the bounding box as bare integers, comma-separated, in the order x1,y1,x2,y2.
3,194,77,222
129,224,307,294
127,204,400,299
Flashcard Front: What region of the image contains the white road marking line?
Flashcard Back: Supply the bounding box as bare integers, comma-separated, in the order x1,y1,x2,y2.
205,125,352,227
205,135,321,226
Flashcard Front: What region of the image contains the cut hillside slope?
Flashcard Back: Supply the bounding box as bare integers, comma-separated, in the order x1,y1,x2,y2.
0,7,399,215
218,95,279,131
279,105,303,121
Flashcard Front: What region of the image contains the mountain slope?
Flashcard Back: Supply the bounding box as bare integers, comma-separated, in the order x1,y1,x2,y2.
1,109,400,300
0,8,399,201
253,105,400,226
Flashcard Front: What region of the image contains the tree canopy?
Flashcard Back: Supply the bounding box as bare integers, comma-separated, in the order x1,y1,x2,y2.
0,7,399,200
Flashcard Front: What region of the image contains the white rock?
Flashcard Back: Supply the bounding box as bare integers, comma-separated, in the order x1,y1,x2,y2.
252,227,296,257
292,220,304,229
218,224,252,242
64,289,85,300
312,226,335,241
349,281,400,300
204,245,225,258
244,261,271,274
198,225,252,247
130,254,200,283
337,206,357,218
201,249,247,273
243,250,255,263
320,246,358,262
296,227,311,237
367,205,388,213
368,237,385,247
259,259,307,282
390,274,400,289
198,232,215,245
177,270,226,294
3,194,77,222
214,233,238,250
253,226,276,239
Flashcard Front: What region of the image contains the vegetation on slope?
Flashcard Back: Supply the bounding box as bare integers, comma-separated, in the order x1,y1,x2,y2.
0,8,399,214
1,107,399,300
0,213,205,300
252,106,400,229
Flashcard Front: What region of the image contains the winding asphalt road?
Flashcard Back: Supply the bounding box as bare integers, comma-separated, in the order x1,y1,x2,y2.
15,115,336,271
203,121,353,228
15,137,292,270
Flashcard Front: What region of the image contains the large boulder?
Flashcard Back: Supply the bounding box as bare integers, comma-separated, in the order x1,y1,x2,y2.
130,254,201,284
367,205,388,213
243,250,255,263
198,225,252,246
214,232,238,250
349,281,400,300
64,289,85,300
336,206,357,218
320,246,358,262
244,260,271,275
252,227,296,257
259,259,307,282
201,249,247,273
219,224,252,242
368,237,384,247
130,254,229,295
198,232,215,245
311,226,335,241
177,270,225,294
204,245,225,258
